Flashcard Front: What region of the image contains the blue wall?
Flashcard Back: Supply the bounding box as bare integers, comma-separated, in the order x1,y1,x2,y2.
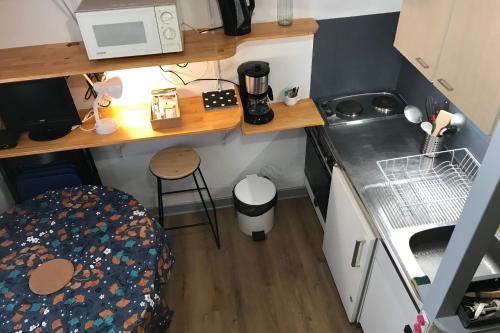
310,13,491,161
311,12,403,98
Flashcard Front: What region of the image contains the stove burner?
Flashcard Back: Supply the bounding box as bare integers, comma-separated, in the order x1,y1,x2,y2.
372,96,398,114
334,100,363,118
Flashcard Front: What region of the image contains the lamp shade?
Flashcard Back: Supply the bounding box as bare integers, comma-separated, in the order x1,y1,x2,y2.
92,76,122,135
94,77,123,99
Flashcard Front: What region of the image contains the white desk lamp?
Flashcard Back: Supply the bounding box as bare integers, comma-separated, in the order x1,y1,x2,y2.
92,77,123,135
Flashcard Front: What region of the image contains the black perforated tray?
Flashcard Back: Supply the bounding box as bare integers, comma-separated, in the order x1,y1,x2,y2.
202,89,238,111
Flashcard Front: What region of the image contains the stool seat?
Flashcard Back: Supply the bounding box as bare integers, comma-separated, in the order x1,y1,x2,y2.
150,147,201,180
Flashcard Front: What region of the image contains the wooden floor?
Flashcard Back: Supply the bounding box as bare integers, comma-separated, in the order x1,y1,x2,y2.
164,198,363,333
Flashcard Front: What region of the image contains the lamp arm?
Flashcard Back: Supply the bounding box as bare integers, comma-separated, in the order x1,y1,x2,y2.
93,92,103,125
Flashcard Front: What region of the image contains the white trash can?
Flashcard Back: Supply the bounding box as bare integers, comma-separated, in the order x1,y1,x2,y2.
233,174,277,241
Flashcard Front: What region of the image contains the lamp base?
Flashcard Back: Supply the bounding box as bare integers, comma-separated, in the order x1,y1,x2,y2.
96,118,118,135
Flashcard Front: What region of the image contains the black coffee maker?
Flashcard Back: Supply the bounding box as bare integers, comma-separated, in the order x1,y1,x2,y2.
238,61,274,125
217,0,255,36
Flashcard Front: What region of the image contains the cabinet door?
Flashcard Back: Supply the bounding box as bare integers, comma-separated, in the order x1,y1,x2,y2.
323,166,376,322
360,244,418,333
433,0,500,134
394,0,455,80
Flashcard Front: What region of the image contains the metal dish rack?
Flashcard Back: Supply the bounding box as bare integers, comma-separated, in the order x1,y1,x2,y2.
376,149,480,229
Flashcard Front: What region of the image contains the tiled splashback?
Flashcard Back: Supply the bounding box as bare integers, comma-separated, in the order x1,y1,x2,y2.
311,12,491,162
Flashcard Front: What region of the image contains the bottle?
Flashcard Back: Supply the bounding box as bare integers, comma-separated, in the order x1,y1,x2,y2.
277,0,293,26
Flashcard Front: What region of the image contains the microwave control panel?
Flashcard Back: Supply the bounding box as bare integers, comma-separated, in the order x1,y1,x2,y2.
155,5,184,53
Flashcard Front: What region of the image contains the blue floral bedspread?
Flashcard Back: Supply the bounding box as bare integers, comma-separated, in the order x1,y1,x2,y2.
0,186,174,333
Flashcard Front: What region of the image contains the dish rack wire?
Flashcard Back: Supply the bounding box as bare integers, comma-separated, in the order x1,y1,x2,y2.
376,148,480,229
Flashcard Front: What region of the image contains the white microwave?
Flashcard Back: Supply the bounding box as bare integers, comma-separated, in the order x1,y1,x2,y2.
76,0,183,60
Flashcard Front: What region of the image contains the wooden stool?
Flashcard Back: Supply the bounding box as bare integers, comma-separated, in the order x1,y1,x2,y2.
150,147,220,248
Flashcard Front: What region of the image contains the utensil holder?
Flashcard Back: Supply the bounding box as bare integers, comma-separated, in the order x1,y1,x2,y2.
285,95,299,106
421,135,444,157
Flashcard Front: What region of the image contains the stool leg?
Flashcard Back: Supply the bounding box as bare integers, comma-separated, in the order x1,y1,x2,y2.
157,177,165,227
193,169,220,248
198,168,220,245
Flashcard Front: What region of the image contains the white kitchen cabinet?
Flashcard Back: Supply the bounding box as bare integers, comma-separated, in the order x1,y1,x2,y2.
360,243,419,333
394,0,455,81
323,166,376,322
395,0,500,134
432,0,500,134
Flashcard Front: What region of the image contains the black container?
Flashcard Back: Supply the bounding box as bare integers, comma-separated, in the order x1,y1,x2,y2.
217,0,255,36
458,278,500,329
0,149,102,203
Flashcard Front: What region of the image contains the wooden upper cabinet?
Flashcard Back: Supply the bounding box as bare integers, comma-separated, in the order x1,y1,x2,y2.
394,0,455,81
433,0,500,134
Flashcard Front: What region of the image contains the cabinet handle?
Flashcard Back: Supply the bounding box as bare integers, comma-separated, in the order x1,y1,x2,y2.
437,78,454,91
415,57,430,69
350,240,364,268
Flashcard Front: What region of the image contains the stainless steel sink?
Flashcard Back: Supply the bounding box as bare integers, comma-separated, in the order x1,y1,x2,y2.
409,225,500,282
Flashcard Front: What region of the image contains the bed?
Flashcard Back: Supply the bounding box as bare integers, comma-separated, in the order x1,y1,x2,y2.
0,185,174,333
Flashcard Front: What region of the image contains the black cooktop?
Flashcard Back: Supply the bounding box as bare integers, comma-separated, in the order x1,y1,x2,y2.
316,92,407,125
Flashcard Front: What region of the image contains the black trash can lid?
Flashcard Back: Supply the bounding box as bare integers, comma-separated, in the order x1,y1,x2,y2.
234,175,276,206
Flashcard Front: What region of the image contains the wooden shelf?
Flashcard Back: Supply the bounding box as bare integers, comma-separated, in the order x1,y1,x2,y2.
0,96,324,158
241,98,324,135
0,18,318,84
0,96,242,159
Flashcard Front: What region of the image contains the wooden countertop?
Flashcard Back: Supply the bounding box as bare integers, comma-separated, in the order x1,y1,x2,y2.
0,96,242,159
0,95,323,159
0,19,318,84
242,99,324,135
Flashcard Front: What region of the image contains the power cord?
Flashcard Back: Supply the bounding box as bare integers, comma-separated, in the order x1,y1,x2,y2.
199,26,224,33
159,66,188,85
158,66,238,87
59,0,77,23
189,78,239,87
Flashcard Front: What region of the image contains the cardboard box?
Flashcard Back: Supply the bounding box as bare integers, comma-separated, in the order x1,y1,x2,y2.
150,88,181,130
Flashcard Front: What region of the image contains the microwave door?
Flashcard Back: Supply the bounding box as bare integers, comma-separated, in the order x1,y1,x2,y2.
76,7,162,60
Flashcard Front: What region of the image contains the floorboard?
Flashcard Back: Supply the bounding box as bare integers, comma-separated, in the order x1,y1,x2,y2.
163,198,363,333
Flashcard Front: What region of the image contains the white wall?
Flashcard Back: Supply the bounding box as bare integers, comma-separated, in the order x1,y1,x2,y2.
94,36,314,208
0,0,402,48
0,0,401,210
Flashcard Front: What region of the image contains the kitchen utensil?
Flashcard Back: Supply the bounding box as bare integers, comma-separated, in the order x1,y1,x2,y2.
285,87,300,106
439,126,458,137
285,87,299,98
466,291,500,299
421,122,433,135
404,105,424,124
238,61,274,125
432,110,453,137
217,0,255,36
425,96,435,121
277,0,293,26
443,99,450,111
451,112,466,130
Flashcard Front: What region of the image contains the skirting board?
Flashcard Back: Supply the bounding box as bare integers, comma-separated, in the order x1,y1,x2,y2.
147,186,308,217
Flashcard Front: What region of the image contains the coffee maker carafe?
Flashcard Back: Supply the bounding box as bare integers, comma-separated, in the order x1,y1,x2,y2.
217,0,255,36
238,61,274,125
